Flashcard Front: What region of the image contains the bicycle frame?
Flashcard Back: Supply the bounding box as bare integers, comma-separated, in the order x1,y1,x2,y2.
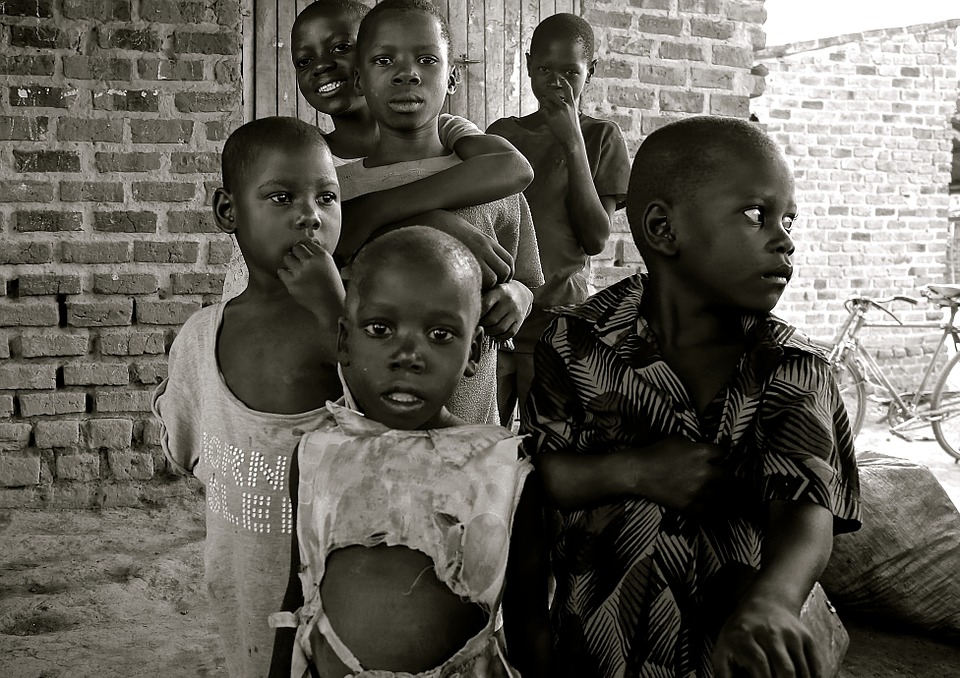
830,301,960,430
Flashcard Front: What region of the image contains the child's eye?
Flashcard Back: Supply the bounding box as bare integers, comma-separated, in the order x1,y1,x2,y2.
429,328,454,343
294,57,311,70
743,207,764,226
418,55,439,65
363,322,391,338
782,214,797,233
331,42,352,55
373,56,392,66
269,193,293,205
318,192,338,205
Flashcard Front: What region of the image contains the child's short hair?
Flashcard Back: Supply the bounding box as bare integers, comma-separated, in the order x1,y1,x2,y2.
355,0,451,55
221,116,331,193
626,115,782,237
349,226,482,314
294,0,370,30
530,12,595,59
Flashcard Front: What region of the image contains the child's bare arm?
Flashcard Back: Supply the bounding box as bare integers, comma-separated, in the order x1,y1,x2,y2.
503,476,551,677
480,280,533,340
335,133,533,262
711,500,834,678
541,79,616,255
269,451,305,678
278,240,345,361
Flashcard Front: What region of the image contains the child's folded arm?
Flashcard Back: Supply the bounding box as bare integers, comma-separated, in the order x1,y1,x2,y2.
150,320,202,475
711,500,834,678
561,126,618,256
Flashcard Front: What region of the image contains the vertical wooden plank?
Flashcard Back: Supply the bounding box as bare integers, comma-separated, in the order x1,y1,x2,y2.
466,0,486,129
277,0,298,118
502,0,523,119
255,0,279,118
539,0,555,21
556,0,573,14
519,0,539,116
484,0,505,128
447,0,470,120
242,0,255,122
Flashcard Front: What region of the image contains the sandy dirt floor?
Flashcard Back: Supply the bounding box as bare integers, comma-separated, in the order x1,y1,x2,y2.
1,407,959,678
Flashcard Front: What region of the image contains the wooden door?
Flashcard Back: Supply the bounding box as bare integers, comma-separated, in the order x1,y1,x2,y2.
244,0,583,131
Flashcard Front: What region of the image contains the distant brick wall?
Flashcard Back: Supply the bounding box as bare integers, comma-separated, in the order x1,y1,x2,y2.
0,0,242,506
754,21,960,388
581,0,767,290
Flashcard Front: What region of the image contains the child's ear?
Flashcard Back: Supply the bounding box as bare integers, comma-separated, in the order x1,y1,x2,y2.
353,67,363,96
336,317,351,366
462,326,483,378
447,64,460,95
642,203,678,256
213,187,236,235
586,58,597,83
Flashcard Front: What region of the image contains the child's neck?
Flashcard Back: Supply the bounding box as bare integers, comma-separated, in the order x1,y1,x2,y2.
642,290,744,349
364,120,448,167
326,108,379,160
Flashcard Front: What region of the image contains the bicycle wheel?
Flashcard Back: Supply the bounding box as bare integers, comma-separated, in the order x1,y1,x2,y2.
831,355,866,435
931,350,960,461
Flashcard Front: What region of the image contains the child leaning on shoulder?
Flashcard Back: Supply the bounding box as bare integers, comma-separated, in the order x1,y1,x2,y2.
521,115,862,678
270,227,549,678
152,117,346,678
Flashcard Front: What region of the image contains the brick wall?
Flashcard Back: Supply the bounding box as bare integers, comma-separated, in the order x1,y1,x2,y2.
581,0,767,289
753,21,960,388
0,0,242,506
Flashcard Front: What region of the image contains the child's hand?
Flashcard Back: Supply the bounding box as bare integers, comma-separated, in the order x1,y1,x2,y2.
540,78,583,150
278,240,344,320
432,215,515,289
636,436,740,515
480,281,533,340
712,595,823,678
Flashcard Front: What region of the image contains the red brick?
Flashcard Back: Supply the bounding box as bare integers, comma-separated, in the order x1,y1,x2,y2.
137,58,204,81
93,390,152,413
18,333,89,357
213,59,240,84
0,180,55,202
635,0,672,9
660,89,705,113
15,211,83,232
58,118,124,143
99,331,166,356
93,211,157,233
636,64,685,86
168,210,218,233
63,57,131,81
93,273,158,295
14,150,80,173
140,0,207,23
66,299,133,327
712,45,753,69
171,273,225,295
0,301,59,327
55,452,101,481
96,27,161,51
135,299,201,325
0,365,57,390
637,15,683,36
174,91,239,113
61,241,131,264
0,116,49,140
61,182,124,202
171,152,220,174
595,59,634,80
18,274,82,295
130,119,192,144
132,360,167,384
63,0,131,21
133,241,199,263
709,94,750,117
1,0,54,18
0,395,12,417
173,31,238,55
607,35,654,58
107,450,154,480
132,182,195,202
204,120,232,141
93,89,160,113
18,392,87,417
690,17,735,40
10,25,77,49
0,242,54,264
87,419,133,449
608,86,656,109
62,362,130,386
95,152,161,173
208,239,234,264
8,86,78,109
691,68,734,90
659,42,706,61
585,9,632,30
0,456,40,486
35,420,81,448
0,424,32,450
0,55,55,77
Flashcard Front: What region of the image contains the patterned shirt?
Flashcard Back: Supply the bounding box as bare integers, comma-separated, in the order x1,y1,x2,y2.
521,274,861,677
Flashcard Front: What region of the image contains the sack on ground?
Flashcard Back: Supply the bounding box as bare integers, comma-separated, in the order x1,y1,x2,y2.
820,451,960,640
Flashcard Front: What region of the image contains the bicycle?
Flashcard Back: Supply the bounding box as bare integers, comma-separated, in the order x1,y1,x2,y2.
818,284,960,462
